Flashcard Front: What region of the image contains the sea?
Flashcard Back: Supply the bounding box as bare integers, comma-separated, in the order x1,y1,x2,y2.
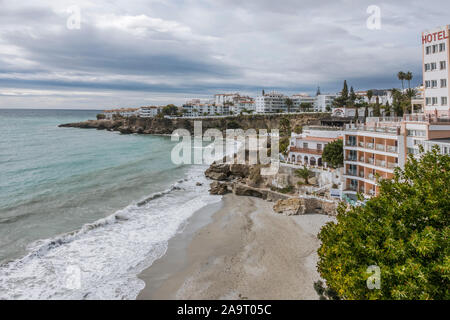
0,109,230,300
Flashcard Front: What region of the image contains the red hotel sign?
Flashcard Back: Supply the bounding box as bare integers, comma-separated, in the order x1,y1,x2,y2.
422,30,449,44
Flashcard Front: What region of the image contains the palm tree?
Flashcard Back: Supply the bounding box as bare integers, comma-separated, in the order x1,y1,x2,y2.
405,72,413,89
397,72,406,90
295,166,311,185
285,98,294,113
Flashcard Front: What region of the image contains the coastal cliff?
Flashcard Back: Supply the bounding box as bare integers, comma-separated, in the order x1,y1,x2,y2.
59,113,330,135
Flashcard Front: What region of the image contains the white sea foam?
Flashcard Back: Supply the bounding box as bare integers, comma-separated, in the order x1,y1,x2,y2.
0,139,242,300
0,164,220,300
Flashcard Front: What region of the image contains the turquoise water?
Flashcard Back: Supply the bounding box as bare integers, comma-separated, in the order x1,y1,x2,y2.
0,109,221,299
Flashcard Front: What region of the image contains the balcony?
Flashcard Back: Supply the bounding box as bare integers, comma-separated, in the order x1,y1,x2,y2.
375,144,385,152
289,147,323,155
366,158,374,165
375,160,386,167
346,141,357,147
346,170,358,177
346,156,357,161
365,143,374,149
358,141,365,148
368,174,376,181
345,185,358,192
387,162,397,169
386,145,398,153
359,172,365,178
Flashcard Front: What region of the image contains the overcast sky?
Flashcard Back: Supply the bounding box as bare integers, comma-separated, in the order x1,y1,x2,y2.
0,0,449,109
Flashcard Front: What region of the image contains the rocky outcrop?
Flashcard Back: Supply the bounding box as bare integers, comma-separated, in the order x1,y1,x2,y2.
205,164,231,181
233,184,289,202
273,198,306,216
209,182,231,195
273,197,338,216
59,113,330,135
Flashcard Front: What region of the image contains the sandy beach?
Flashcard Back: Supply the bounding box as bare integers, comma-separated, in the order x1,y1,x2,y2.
137,194,335,300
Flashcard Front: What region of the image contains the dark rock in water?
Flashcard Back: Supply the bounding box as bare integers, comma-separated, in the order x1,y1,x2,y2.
196,182,203,186
209,182,231,195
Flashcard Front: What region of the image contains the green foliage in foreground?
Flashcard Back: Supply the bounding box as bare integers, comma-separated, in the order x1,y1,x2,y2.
317,147,450,300
322,139,344,168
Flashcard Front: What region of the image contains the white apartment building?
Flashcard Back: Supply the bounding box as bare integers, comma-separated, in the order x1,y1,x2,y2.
139,106,162,118
422,25,450,117
315,94,338,112
232,99,255,114
292,94,316,112
182,101,230,117
103,108,139,119
255,92,287,113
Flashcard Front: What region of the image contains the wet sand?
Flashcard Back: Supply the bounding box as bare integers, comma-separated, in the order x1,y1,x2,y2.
137,194,335,300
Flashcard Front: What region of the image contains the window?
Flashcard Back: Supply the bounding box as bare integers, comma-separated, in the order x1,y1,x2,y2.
432,80,438,88
440,61,446,70
440,43,446,52
407,130,426,137
426,97,431,105
431,62,437,70
303,143,308,149
442,97,448,106
432,97,438,105
432,45,438,53
425,63,430,71
317,144,322,151
425,80,431,88
441,79,447,88
426,46,431,54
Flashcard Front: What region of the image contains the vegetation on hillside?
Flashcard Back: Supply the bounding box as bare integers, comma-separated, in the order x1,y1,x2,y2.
317,147,450,300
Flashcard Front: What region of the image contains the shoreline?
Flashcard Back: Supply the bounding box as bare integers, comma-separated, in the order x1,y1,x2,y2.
137,194,335,300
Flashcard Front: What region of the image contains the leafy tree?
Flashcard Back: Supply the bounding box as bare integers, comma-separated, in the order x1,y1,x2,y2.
295,166,312,185
279,136,290,156
317,147,450,300
162,104,179,116
300,103,313,112
96,113,106,120
367,90,374,104
322,139,344,168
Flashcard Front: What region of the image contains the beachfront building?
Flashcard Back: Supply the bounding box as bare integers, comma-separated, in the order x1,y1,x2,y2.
139,106,162,118
288,126,343,167
342,115,450,200
422,25,450,118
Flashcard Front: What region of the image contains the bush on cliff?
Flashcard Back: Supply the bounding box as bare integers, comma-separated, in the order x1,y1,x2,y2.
317,147,450,300
96,113,106,120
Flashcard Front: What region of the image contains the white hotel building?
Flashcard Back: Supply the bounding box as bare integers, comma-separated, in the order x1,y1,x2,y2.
342,25,450,201
422,25,450,118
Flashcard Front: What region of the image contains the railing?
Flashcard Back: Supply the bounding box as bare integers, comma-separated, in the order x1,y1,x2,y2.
346,141,357,147
366,143,374,149
386,146,398,153
346,170,358,177
289,147,323,155
346,157,357,161
376,144,385,151
375,160,386,167
359,172,365,178
359,141,365,147
387,162,397,169
366,158,374,164
368,174,376,181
